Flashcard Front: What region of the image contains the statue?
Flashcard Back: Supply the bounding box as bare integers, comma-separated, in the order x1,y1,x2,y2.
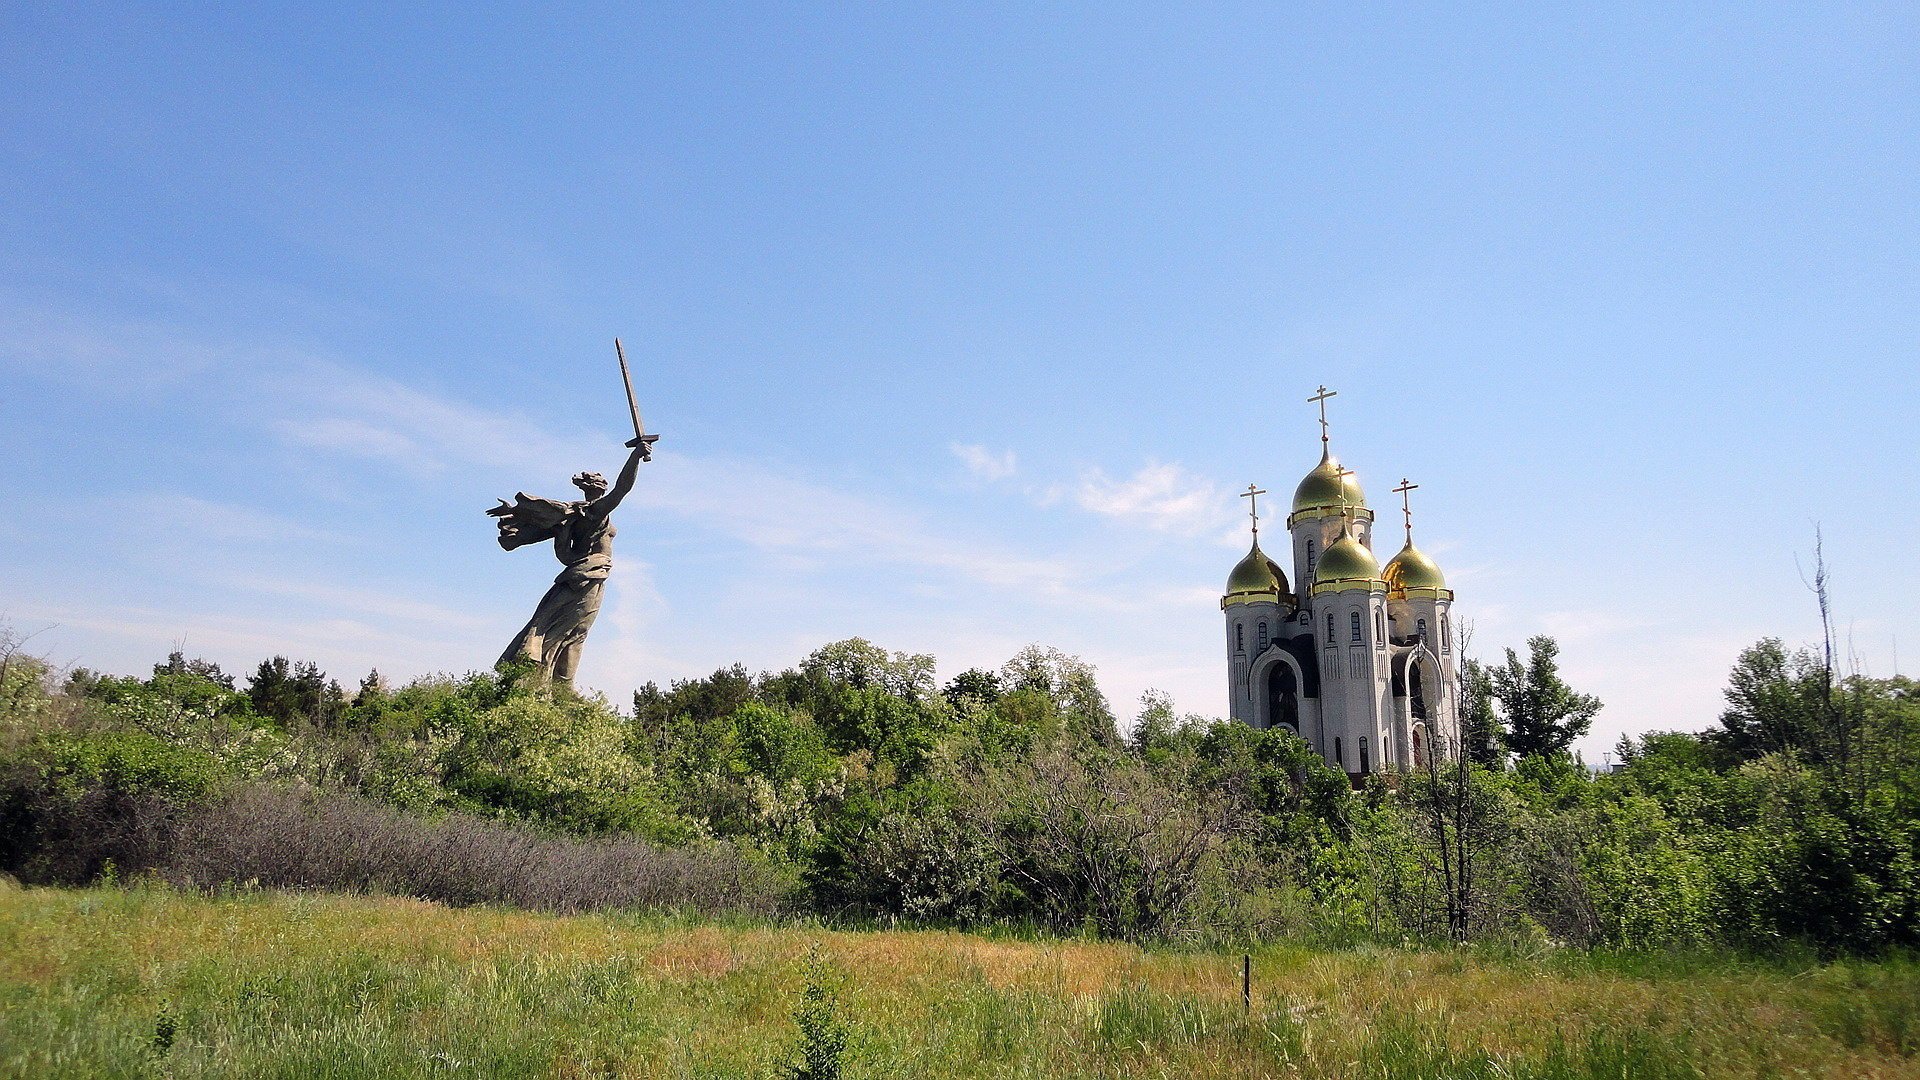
487,340,658,684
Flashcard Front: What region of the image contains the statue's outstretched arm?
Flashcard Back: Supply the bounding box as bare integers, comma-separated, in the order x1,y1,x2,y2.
587,443,646,520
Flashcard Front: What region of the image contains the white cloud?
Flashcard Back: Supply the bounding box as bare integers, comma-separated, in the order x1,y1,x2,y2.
258,361,1083,599
0,306,231,385
222,575,492,632
270,361,590,476
1075,462,1232,537
12,603,481,682
277,417,434,473
113,494,350,546
639,454,1078,593
951,442,1017,481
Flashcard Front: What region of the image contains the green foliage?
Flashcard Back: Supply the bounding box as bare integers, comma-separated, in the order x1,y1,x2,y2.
999,645,1121,748
1566,794,1713,948
0,633,55,736
1716,638,1828,761
816,772,1005,922
942,668,1001,710
1493,636,1602,761
443,684,688,840
803,638,936,702
150,1003,176,1055
30,728,230,803
4,627,1919,960
1458,658,1505,767
782,949,852,1080
246,655,347,729
0,726,231,883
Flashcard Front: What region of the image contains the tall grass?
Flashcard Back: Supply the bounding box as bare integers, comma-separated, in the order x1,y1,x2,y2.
3,883,1918,1078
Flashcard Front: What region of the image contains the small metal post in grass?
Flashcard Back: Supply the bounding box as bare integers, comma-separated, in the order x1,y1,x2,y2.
1242,954,1251,1014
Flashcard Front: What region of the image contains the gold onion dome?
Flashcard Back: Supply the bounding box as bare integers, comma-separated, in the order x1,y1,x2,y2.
1383,541,1447,592
1224,541,1289,602
1383,541,1451,600
1292,448,1366,513
1313,525,1384,592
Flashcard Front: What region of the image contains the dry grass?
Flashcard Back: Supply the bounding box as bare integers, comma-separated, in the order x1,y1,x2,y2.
0,878,1916,1078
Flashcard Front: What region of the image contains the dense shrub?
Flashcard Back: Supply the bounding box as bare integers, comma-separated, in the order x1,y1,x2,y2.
4,628,1918,954
0,728,230,884
166,786,792,916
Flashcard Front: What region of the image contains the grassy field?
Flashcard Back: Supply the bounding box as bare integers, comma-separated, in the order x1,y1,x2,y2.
1,880,1916,1079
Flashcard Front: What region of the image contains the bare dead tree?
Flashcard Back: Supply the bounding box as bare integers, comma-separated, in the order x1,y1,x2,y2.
1412,616,1482,943
1797,525,1858,794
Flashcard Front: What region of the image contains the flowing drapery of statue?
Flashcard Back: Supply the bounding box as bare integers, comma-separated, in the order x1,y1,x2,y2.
487,340,659,683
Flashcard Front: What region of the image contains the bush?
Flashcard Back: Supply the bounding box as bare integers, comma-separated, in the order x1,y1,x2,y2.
163,786,793,916
0,728,230,884
443,686,689,840
993,749,1225,939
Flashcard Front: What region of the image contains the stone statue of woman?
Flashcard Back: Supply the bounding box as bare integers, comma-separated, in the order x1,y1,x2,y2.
487,436,650,683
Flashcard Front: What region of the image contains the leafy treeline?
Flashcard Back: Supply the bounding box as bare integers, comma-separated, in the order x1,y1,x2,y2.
0,627,1915,954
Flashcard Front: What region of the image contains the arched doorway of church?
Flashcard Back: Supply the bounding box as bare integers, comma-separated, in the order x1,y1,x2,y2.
1265,664,1299,734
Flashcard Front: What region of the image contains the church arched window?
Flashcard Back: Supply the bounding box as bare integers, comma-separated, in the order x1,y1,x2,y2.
1417,617,1428,640
1350,610,1363,643
1325,613,1335,645
1442,618,1451,653
1333,736,1343,768
1306,538,1316,574
1258,621,1268,649
1235,624,1244,652
1375,608,1385,647
1360,736,1371,775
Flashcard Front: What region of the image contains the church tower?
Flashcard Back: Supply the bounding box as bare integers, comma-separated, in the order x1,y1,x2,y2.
1222,485,1296,731
1382,479,1459,766
1220,385,1460,779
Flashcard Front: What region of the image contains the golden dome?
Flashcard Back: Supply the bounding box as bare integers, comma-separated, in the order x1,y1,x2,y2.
1292,448,1366,514
1383,540,1451,600
1383,541,1446,592
1311,524,1384,595
1224,541,1289,602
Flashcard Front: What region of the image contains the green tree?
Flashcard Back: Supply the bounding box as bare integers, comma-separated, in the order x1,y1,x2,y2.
1457,658,1504,768
443,684,684,839
1000,645,1120,748
1714,638,1824,761
942,668,1001,710
802,638,935,702
1491,636,1600,760
246,657,346,728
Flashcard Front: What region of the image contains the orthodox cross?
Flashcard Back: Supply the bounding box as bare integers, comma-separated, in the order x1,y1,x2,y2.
1392,478,1419,542
1308,384,1338,446
1333,464,1356,532
1240,483,1267,540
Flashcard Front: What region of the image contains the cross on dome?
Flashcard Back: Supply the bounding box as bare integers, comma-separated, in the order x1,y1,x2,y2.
1392,478,1419,543
1240,483,1267,539
1308,385,1338,446
1332,464,1356,528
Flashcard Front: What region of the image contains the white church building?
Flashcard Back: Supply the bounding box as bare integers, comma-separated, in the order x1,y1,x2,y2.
1221,388,1459,780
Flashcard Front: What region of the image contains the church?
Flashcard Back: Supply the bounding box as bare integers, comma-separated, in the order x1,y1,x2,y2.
1221,388,1459,779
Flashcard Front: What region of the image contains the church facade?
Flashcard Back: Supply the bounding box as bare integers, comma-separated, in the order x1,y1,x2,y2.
1221,394,1459,778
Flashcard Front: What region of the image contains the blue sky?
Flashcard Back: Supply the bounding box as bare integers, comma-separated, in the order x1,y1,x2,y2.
3,3,1915,757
